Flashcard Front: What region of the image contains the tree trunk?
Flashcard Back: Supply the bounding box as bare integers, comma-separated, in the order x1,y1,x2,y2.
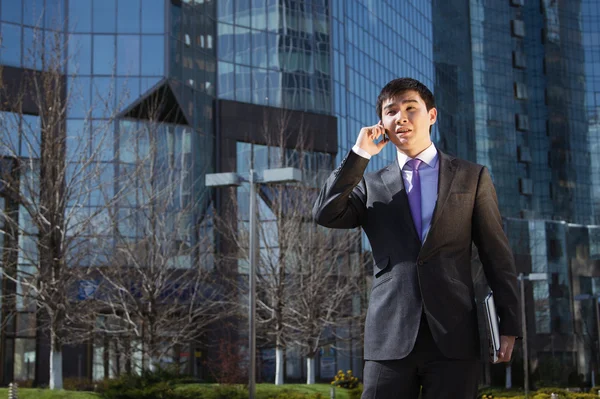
49,334,63,390
306,356,316,384
505,363,512,389
275,347,284,385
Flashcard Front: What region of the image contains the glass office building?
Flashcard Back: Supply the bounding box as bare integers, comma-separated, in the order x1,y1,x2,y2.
1,0,600,387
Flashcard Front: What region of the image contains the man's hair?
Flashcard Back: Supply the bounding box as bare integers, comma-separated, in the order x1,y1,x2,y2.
376,78,436,118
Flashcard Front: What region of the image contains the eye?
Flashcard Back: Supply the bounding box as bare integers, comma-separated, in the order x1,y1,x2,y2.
406,106,415,111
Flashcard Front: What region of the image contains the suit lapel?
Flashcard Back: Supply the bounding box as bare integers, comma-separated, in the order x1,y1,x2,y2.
380,160,421,242
428,151,458,238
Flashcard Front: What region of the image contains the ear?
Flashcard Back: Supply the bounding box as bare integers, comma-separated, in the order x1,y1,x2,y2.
429,107,438,125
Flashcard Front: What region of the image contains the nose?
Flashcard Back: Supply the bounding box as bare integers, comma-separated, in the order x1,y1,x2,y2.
396,114,408,124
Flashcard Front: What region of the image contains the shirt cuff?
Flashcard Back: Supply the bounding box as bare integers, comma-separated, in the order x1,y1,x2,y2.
352,145,372,159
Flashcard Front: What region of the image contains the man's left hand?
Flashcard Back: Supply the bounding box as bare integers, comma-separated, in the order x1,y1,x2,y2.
496,335,516,363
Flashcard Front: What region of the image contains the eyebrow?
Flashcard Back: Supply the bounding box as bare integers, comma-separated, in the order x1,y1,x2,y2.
383,99,419,109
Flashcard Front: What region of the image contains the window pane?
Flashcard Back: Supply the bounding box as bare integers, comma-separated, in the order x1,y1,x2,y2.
66,119,90,161
91,77,116,118
68,0,92,32
235,65,251,103
23,0,44,27
45,0,65,30
252,68,268,105
2,0,22,24
14,338,36,381
218,0,234,23
251,29,267,68
0,23,22,67
117,35,140,76
93,35,115,75
93,0,116,33
218,23,234,62
22,27,42,70
141,35,164,76
235,26,250,65
218,61,234,99
0,111,20,157
68,33,92,75
141,0,164,33
117,0,140,33
235,0,250,27
67,77,92,118
251,0,266,30
21,115,41,158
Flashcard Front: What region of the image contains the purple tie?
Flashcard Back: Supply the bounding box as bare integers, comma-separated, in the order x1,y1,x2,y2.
406,159,422,240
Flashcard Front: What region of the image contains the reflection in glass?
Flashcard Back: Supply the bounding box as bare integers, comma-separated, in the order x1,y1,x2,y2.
235,26,251,65
235,0,251,27
235,65,252,103
218,61,235,99
218,0,234,24
218,23,235,62
251,0,267,30
251,30,267,68
14,339,36,382
252,69,268,105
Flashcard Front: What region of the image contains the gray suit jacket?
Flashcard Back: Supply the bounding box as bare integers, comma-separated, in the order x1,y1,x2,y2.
313,150,521,360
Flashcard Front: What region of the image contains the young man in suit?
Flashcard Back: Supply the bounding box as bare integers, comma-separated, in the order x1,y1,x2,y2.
313,78,521,398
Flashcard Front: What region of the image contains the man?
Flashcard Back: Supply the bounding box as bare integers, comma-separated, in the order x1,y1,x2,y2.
313,78,520,398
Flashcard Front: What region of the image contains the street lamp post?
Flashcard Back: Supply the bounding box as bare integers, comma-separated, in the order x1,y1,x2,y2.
206,167,302,399
574,293,600,386
518,272,548,398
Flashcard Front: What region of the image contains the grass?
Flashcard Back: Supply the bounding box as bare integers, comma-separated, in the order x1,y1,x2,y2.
0,383,352,398
175,383,354,398
0,388,99,398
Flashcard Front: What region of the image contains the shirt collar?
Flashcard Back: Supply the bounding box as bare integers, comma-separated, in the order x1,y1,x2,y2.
397,143,438,170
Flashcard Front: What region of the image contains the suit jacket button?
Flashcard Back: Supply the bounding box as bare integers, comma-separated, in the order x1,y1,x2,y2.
417,260,424,266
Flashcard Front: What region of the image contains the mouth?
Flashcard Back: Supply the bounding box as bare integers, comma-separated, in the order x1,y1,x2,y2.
395,128,412,135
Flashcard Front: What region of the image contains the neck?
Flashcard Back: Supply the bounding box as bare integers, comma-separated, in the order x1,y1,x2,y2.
399,140,432,158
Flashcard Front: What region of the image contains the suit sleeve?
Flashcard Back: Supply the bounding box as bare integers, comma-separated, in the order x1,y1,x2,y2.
472,167,522,337
312,151,370,228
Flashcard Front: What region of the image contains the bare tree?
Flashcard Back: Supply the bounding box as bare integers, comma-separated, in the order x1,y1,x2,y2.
216,108,365,385
88,98,236,377
0,28,124,388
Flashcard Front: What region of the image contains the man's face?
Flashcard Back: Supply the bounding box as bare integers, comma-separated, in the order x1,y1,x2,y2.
380,90,437,157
